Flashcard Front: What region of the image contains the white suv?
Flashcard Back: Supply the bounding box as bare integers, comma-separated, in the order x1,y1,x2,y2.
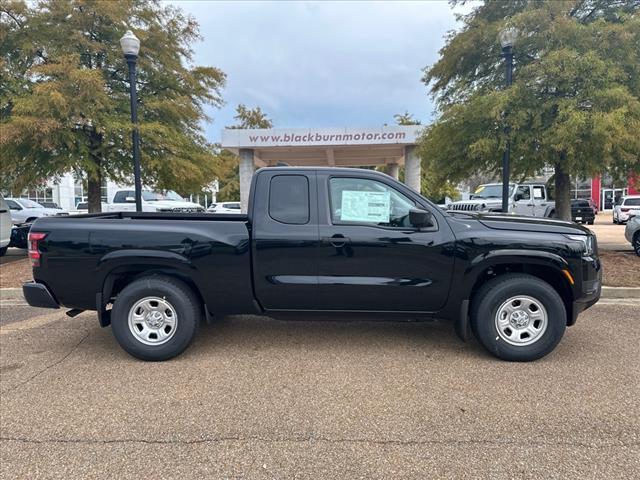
0,195,11,256
613,195,640,224
106,189,204,213
4,198,69,224
207,202,241,214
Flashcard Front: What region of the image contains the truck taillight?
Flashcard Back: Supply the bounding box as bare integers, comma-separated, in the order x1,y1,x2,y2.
28,232,48,267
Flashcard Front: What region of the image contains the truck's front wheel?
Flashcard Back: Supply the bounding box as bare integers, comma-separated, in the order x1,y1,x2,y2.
470,274,566,362
111,276,201,361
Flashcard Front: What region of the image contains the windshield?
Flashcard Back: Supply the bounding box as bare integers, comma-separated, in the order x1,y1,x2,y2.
470,184,514,199
141,190,184,202
17,199,44,208
624,198,640,206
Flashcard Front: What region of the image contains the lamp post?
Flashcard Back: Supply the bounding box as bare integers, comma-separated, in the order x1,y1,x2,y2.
499,27,518,214
120,30,142,212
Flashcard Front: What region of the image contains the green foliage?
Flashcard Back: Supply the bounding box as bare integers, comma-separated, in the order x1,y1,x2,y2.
214,104,273,202
420,0,640,219
230,104,274,130
393,111,421,126
391,111,458,201
0,0,226,211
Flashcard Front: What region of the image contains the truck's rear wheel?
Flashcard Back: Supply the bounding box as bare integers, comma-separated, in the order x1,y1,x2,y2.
111,276,201,361
470,274,566,362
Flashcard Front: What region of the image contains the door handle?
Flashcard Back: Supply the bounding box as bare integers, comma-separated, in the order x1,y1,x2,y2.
322,235,351,247
526,203,534,206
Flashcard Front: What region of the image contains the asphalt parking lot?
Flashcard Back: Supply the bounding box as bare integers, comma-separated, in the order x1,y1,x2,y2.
1,301,639,479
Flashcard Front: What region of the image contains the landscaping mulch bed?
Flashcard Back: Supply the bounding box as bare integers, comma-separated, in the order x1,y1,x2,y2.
0,250,637,289
0,258,32,289
599,250,640,288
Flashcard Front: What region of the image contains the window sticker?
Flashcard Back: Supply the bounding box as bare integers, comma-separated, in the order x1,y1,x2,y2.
340,190,390,223
533,186,545,199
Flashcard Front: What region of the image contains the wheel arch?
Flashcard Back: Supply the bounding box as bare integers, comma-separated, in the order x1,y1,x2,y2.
455,252,575,341
96,251,206,327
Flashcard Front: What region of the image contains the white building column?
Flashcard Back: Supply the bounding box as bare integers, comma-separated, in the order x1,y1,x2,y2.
404,146,421,194
239,148,255,213
385,163,400,180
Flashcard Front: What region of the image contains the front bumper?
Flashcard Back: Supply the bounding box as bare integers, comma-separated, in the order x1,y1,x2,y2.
22,282,60,309
569,257,602,325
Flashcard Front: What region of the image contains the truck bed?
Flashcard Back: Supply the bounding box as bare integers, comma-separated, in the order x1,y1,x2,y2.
30,212,255,314
69,211,249,221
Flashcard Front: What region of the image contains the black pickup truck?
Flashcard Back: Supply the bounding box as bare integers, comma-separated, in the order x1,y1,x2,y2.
23,167,601,362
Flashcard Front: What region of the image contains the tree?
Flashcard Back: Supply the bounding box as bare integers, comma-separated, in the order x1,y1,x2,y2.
230,104,273,130
214,104,273,202
1,0,225,212
394,110,421,126
420,0,640,219
390,111,458,202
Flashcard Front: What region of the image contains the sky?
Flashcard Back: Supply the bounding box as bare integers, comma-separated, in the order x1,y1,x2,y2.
169,1,469,143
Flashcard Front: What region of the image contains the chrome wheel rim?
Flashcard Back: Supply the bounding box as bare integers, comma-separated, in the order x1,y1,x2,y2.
495,295,548,346
128,296,178,346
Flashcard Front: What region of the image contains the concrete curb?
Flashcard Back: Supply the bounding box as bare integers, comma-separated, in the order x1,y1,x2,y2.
600,286,640,299
1,286,639,302
0,288,23,301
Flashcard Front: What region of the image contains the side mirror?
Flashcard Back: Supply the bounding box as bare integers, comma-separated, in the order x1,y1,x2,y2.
125,196,136,203
409,208,433,228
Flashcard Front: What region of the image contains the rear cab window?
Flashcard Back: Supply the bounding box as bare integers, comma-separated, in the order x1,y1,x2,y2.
269,175,310,224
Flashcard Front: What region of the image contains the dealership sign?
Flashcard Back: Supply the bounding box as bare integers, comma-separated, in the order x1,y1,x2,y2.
221,126,423,148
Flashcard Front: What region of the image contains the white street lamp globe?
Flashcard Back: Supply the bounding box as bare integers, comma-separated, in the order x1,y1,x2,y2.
120,30,140,56
499,27,518,49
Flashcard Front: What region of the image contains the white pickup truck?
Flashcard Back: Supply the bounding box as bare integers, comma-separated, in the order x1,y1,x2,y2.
106,189,205,213
448,183,556,217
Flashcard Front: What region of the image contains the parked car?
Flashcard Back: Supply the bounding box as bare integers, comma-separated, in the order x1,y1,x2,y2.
613,195,640,224
106,189,204,213
23,167,601,363
39,201,62,209
570,199,595,225
0,194,11,256
4,198,69,225
9,223,31,249
73,202,108,214
624,216,640,256
207,202,241,213
448,183,556,217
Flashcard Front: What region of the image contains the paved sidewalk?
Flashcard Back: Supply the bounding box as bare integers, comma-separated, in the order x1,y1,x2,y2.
1,302,639,479
587,213,632,251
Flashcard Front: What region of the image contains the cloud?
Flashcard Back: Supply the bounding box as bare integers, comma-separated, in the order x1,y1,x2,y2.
168,0,466,141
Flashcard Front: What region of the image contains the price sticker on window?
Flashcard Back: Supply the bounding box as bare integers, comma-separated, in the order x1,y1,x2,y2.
340,191,390,223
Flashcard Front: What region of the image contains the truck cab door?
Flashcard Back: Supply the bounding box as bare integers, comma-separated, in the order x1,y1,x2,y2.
513,186,533,216
251,171,319,310
531,185,548,217
315,173,454,313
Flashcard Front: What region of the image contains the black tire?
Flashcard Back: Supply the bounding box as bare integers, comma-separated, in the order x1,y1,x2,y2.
587,220,594,225
111,276,201,361
470,274,566,362
548,210,556,218
634,232,640,257
0,246,7,256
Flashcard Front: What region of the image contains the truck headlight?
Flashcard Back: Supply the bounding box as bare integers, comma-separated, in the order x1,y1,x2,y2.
565,234,594,256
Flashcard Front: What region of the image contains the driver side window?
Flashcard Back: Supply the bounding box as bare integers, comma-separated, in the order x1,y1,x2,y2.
515,186,531,201
329,177,415,228
6,200,21,210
